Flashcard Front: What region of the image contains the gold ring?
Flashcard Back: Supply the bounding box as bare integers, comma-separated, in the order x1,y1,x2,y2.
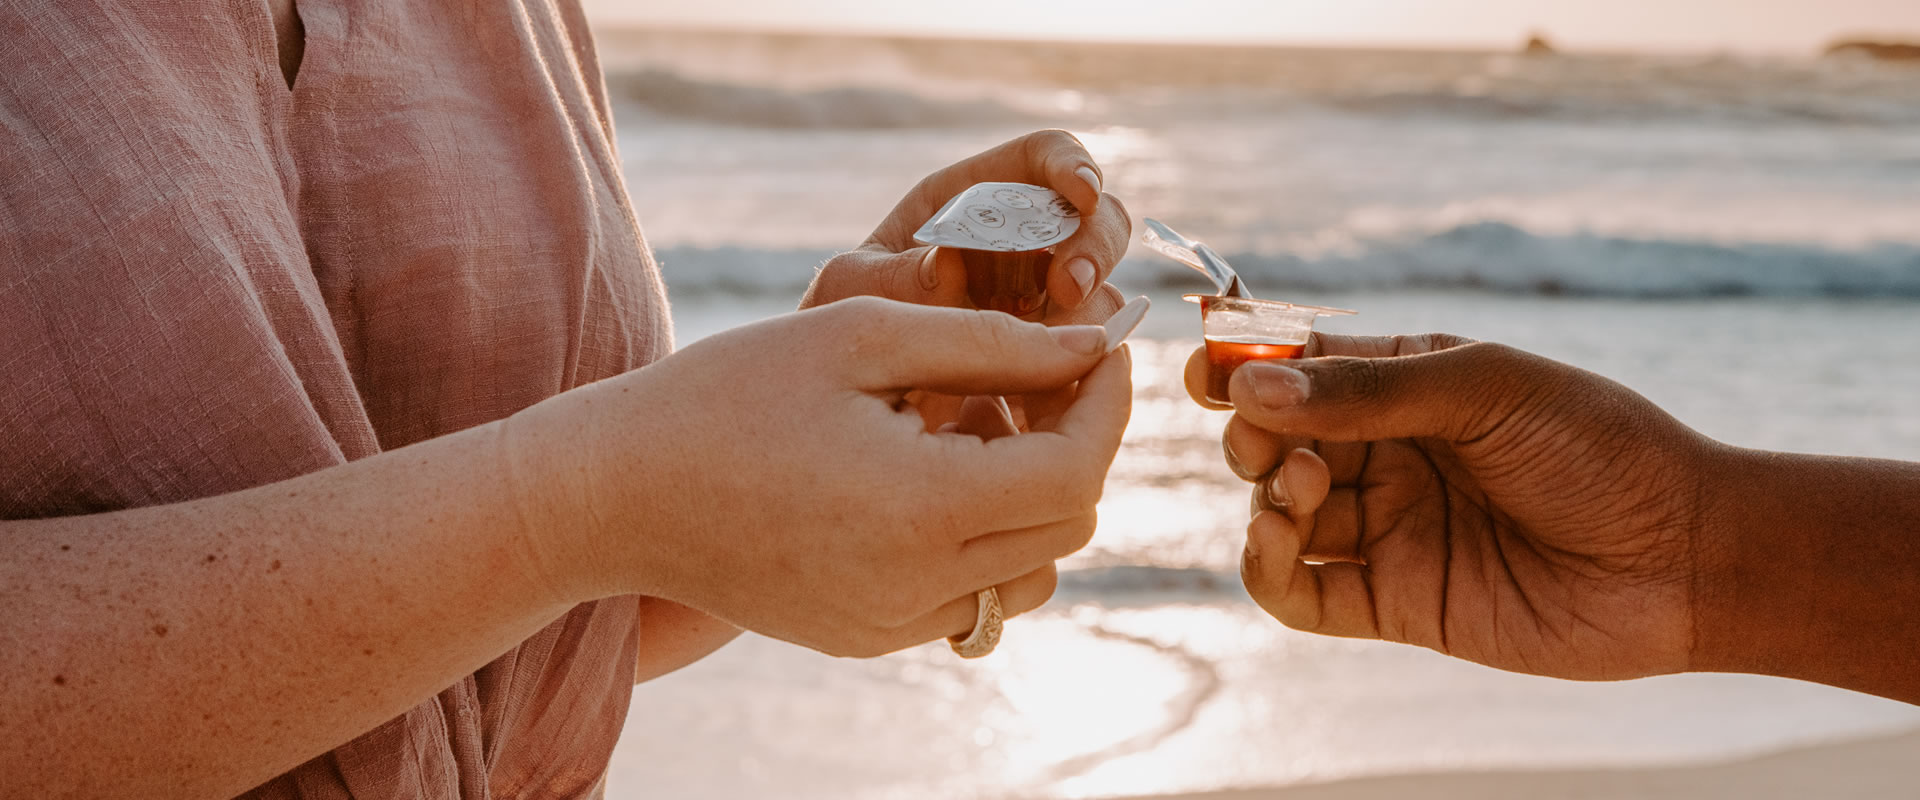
948,587,1003,659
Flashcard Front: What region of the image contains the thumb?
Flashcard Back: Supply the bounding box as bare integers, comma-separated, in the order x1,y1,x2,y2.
1227,342,1544,443
952,395,1021,440
811,246,969,308
840,299,1110,396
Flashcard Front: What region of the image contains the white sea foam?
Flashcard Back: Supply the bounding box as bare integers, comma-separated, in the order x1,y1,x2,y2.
652,226,1920,300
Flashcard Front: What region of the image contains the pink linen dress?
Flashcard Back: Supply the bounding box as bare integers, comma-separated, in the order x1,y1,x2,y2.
1,1,670,796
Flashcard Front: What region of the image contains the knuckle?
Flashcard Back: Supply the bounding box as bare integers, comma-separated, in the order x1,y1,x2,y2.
1465,340,1526,367
822,251,914,300
1063,513,1098,554
1029,128,1085,153
819,251,862,279
1097,192,1131,229
959,309,1026,357
829,294,891,324
1240,555,1290,617
885,252,928,299
831,296,900,346
1458,341,1553,392
1426,332,1478,351
1276,611,1320,634
1450,341,1564,436
1022,569,1061,613
1324,356,1390,407
1394,331,1476,354
1061,469,1106,511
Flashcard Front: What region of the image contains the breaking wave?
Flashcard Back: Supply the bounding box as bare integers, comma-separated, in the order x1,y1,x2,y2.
605,68,1034,129
651,223,1920,299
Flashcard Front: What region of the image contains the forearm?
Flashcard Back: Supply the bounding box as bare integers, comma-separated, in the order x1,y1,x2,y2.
1,421,578,798
1693,446,1920,703
633,598,743,683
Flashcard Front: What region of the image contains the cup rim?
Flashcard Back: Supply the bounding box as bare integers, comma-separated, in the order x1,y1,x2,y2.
1181,293,1358,317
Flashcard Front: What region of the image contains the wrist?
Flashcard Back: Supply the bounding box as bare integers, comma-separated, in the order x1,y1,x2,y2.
493,406,595,607
1689,445,1920,701
1685,443,1773,674
494,374,685,606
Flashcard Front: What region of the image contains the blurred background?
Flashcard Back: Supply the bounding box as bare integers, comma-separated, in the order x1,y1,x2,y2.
587,1,1920,797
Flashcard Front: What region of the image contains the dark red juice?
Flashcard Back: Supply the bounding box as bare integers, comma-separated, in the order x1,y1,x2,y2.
1205,336,1306,405
959,248,1052,320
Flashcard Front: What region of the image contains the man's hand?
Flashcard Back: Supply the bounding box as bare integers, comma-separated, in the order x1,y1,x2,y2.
1186,333,1721,681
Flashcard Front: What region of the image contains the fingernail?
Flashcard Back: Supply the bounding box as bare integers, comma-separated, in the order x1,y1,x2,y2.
1223,437,1259,481
1264,470,1293,511
1050,324,1107,356
1065,257,1097,303
1101,296,1150,353
1074,165,1102,196
1243,519,1265,560
917,248,940,291
1243,362,1310,410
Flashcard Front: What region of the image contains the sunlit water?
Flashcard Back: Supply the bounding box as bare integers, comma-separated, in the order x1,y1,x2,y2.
596,28,1920,799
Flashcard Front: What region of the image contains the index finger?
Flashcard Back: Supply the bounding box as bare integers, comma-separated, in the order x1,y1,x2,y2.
1306,331,1478,359
939,346,1133,530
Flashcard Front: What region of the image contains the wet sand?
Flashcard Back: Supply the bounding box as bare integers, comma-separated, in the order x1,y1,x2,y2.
1114,730,1920,800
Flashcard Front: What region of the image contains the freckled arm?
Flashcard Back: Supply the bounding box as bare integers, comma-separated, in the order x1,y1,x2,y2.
0,421,577,798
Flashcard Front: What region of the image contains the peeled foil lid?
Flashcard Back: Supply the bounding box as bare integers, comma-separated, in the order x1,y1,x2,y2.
911,182,1081,252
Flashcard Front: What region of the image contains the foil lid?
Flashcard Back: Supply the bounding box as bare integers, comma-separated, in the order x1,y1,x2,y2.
911,182,1081,252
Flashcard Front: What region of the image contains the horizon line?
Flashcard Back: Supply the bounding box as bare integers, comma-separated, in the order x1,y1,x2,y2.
586,20,1920,58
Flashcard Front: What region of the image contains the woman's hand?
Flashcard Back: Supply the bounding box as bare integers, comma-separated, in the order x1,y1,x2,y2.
801,129,1131,325
802,129,1131,429
1185,334,1719,680
509,298,1131,657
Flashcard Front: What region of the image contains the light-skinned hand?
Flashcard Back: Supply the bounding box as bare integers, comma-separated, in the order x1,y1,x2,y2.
801,129,1133,431
509,298,1132,657
801,129,1132,325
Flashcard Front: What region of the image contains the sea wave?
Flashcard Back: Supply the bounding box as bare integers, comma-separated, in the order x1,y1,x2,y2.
606,64,1920,129
605,68,1033,128
1188,221,1920,298
651,223,1920,299
597,30,1920,129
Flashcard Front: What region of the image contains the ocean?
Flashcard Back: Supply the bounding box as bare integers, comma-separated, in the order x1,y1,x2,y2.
595,29,1920,798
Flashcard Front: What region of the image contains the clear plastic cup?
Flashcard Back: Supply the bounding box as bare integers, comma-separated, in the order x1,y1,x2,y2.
959,248,1052,320
1186,294,1354,406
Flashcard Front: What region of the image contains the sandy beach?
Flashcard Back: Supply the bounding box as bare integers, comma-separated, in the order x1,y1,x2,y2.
1113,730,1920,800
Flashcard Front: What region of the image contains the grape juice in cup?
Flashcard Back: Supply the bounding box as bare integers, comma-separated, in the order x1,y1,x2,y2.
1188,294,1345,406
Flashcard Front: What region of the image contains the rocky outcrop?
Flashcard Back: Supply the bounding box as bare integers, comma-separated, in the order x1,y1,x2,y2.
1825,39,1920,62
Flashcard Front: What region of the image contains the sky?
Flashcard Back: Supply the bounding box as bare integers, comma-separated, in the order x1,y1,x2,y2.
584,0,1920,53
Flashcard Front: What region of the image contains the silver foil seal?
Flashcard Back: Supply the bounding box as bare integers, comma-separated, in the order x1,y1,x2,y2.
912,182,1081,252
